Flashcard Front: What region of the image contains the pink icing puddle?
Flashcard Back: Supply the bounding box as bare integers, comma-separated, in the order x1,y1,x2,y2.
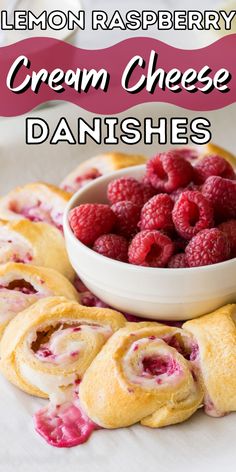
34,400,99,448
0,279,37,294
142,355,179,378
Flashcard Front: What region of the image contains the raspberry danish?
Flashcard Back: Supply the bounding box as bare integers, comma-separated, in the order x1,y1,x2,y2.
79,322,203,429
0,263,79,337
0,297,126,400
61,152,147,193
183,304,236,418
0,220,74,280
0,183,71,231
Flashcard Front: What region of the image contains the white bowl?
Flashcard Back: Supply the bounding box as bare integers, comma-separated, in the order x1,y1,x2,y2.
63,165,236,320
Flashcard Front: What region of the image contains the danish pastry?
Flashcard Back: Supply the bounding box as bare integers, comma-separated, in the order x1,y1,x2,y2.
0,296,126,401
0,182,71,231
183,304,236,417
79,322,203,429
0,263,79,337
0,219,74,280
61,152,147,193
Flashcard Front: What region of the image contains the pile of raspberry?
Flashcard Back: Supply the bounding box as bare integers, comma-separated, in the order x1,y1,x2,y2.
69,150,236,268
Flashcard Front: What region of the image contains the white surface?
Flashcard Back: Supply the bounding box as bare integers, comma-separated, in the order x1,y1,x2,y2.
1,374,236,472
64,165,236,320
0,1,236,471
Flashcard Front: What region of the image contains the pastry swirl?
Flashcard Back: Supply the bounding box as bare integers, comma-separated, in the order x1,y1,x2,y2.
0,219,74,280
0,262,79,337
0,182,71,231
183,304,236,417
61,152,147,193
79,322,203,428
0,297,126,401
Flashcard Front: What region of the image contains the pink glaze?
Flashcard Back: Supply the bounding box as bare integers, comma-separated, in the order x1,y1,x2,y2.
163,335,199,362
75,169,102,185
70,351,79,357
11,201,49,223
35,323,104,364
189,343,199,361
204,394,225,418
34,400,98,448
62,169,102,193
35,347,55,360
10,201,63,231
142,355,180,377
11,252,33,263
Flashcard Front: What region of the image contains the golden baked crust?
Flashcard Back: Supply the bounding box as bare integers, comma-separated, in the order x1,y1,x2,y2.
0,262,79,337
0,219,74,280
0,182,71,227
0,296,126,399
61,152,147,192
183,304,236,416
79,322,203,429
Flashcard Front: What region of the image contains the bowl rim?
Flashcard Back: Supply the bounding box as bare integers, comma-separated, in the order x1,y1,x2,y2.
63,164,236,274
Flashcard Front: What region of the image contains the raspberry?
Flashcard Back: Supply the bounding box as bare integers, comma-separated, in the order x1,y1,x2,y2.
111,201,140,238
194,155,235,184
202,176,236,221
185,228,230,267
93,234,128,262
174,236,188,252
145,151,194,193
128,230,174,267
172,191,214,240
168,253,188,268
139,194,174,232
107,177,153,206
218,220,236,257
69,204,116,246
171,183,200,203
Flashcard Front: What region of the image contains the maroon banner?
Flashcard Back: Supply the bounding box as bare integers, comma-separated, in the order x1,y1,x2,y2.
0,35,235,116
